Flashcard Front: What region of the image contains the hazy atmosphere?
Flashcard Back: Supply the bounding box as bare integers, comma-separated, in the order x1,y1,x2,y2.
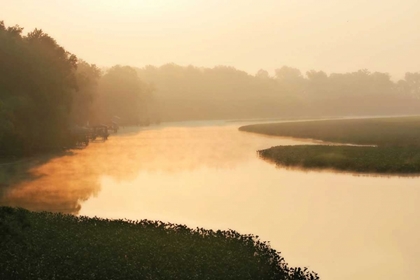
1,1,420,280
3,0,419,78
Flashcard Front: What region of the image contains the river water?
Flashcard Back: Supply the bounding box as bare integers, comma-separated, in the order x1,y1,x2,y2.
1,121,419,280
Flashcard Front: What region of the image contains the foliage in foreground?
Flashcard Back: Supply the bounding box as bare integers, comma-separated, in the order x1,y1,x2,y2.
0,207,318,280
259,146,420,174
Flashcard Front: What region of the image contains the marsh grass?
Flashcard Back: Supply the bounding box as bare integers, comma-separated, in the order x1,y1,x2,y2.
259,146,420,173
240,116,420,173
0,207,318,280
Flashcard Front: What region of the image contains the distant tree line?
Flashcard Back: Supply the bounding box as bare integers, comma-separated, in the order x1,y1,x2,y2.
2,21,420,155
0,22,153,156
138,64,420,121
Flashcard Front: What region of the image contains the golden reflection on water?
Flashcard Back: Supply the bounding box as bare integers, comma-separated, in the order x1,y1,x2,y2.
0,123,301,214
1,122,420,280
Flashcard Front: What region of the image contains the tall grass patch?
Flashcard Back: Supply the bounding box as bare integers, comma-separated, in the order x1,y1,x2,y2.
240,116,420,173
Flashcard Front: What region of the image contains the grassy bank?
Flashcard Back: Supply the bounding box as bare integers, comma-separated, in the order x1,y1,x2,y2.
0,207,318,280
240,116,420,173
258,146,420,173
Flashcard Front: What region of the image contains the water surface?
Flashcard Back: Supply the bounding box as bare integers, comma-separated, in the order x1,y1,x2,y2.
1,121,419,280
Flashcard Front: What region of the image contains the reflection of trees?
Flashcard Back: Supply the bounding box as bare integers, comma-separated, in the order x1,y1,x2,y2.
0,125,280,214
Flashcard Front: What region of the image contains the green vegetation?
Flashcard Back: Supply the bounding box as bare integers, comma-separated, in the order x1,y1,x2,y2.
3,20,420,156
240,116,420,173
259,146,420,173
0,207,318,280
0,21,153,156
240,116,420,147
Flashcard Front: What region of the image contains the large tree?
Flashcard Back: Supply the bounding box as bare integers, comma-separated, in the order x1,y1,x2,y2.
0,22,77,155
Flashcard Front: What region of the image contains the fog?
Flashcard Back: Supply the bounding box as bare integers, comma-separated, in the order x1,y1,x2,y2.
3,0,419,79
3,3,420,279
2,1,420,153
2,123,420,280
137,64,420,122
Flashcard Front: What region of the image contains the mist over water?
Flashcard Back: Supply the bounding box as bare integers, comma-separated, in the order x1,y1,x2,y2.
1,122,419,280
2,1,420,277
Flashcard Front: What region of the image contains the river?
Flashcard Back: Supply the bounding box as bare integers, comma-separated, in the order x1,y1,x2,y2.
1,120,419,280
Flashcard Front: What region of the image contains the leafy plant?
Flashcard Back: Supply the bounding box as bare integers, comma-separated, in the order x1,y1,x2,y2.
0,207,318,280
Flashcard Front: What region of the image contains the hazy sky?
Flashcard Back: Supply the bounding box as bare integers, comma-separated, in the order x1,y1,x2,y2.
3,0,419,79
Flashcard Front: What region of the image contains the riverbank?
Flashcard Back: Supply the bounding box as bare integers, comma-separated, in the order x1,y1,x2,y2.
240,116,420,173
0,207,318,280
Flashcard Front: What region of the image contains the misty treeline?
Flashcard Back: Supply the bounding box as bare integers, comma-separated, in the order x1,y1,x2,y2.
0,22,153,156
2,21,420,156
138,65,420,121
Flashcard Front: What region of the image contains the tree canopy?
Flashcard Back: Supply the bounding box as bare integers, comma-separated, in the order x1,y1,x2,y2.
0,21,153,156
